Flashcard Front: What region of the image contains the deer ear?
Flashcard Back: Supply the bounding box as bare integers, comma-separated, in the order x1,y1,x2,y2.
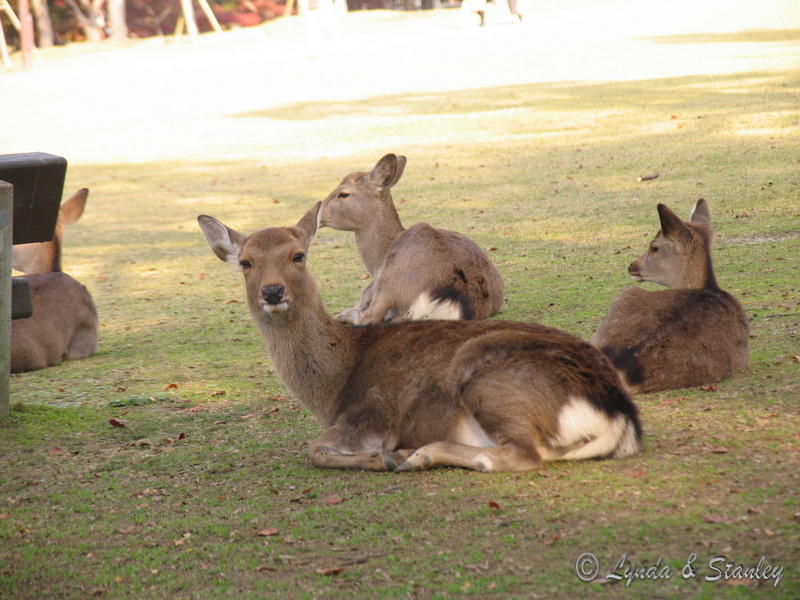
657,204,693,246
689,198,711,226
59,188,89,226
294,202,321,249
369,154,405,189
198,215,245,265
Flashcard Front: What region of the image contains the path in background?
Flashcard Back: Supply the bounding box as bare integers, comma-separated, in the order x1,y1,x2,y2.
1,0,798,165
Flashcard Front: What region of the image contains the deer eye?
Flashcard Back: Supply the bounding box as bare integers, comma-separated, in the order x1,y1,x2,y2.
292,253,305,263
239,259,252,269
650,246,659,253
337,192,350,199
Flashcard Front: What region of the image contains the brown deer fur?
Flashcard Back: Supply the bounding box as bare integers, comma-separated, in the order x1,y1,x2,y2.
198,205,642,472
11,273,99,373
591,199,748,393
10,187,99,372
317,154,505,325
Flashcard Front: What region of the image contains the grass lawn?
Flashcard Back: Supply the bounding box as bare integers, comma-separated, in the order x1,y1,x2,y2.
1,2,798,598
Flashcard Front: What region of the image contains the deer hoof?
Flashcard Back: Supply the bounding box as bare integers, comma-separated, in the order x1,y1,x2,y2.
395,451,432,472
394,461,418,472
335,309,361,325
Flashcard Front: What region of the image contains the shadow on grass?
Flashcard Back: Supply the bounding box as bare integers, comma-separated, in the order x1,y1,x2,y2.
645,28,800,45
231,71,800,121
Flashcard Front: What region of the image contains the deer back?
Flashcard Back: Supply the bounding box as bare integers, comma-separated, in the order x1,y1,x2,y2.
11,273,99,373
372,223,505,320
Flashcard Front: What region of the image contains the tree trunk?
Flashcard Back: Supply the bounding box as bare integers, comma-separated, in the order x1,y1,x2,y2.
179,0,198,37
63,0,106,42
107,0,127,40
30,0,55,48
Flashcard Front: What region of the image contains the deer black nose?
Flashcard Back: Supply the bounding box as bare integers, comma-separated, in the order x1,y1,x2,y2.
262,285,285,305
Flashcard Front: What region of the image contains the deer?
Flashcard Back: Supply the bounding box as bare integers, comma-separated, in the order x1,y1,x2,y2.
316,154,505,325
197,204,642,472
10,187,99,373
591,199,749,393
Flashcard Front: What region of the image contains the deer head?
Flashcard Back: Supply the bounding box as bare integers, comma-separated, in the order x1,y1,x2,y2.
198,203,322,323
628,199,716,289
318,153,406,231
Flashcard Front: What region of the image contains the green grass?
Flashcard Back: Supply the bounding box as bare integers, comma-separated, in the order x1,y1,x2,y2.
3,15,800,600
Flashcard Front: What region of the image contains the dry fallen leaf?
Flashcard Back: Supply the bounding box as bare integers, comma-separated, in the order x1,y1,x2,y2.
49,447,64,456
0,513,9,520
108,418,125,428
358,274,370,280
117,526,137,534
315,566,344,575
487,501,501,510
711,447,729,454
211,390,226,396
660,396,686,407
699,385,718,392
163,383,179,391
629,469,646,478
326,496,344,506
705,515,728,524
223,299,239,304
256,528,279,537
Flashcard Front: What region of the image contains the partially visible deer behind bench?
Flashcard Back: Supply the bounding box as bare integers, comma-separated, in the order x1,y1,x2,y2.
592,199,748,393
317,154,505,325
198,205,642,472
11,188,99,373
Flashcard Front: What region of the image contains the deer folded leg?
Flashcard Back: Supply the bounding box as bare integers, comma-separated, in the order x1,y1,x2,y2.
309,445,394,471
357,294,394,326
396,442,542,473
309,434,417,471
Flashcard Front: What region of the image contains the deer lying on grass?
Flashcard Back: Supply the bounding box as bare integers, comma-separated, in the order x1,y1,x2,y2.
591,199,748,393
317,154,505,325
11,188,98,373
198,205,642,472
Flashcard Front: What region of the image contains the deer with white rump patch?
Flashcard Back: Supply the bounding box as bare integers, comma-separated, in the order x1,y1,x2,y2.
198,204,642,472
591,199,748,393
317,154,505,325
11,188,98,373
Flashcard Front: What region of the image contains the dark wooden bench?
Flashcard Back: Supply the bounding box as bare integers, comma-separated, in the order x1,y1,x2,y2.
0,152,67,415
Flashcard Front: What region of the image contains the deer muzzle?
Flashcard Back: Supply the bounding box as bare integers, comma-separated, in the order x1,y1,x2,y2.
261,285,289,313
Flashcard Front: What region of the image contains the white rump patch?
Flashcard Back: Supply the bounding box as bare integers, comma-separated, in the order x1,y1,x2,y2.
406,291,462,321
539,396,640,461
449,413,497,448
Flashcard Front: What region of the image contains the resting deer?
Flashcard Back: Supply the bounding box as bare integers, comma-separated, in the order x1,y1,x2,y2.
198,205,642,472
591,199,748,393
11,188,98,373
317,154,505,325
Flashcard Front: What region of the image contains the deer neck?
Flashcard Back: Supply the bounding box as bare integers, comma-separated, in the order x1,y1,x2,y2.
677,239,719,290
254,295,360,429
354,194,405,275
680,255,718,290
